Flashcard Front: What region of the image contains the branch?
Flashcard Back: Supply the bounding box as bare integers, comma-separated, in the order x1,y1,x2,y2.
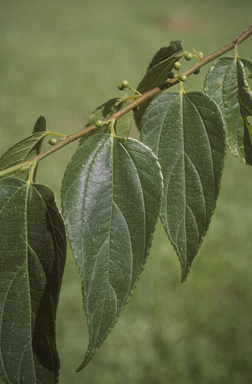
1,25,252,179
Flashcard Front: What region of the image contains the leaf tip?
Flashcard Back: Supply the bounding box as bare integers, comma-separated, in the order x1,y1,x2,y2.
75,348,96,372
180,269,189,284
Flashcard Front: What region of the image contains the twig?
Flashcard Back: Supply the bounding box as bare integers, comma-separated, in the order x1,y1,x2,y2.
0,25,252,179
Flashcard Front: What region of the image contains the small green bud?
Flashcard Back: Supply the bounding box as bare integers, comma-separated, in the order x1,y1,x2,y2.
121,80,129,88
49,138,58,145
133,106,140,112
95,120,104,128
198,51,203,58
193,69,200,75
174,62,181,70
180,74,187,82
185,53,193,61
117,84,124,90
19,165,28,173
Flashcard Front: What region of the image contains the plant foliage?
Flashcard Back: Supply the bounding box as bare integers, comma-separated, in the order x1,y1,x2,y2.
0,28,252,383
141,91,226,282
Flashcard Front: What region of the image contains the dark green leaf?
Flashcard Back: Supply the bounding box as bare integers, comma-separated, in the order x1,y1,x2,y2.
31,116,47,181
204,57,252,164
61,134,162,370
80,98,131,145
32,116,47,157
134,50,184,129
33,116,47,133
0,132,47,171
0,125,48,175
237,58,252,142
141,91,226,282
0,178,66,384
147,40,183,71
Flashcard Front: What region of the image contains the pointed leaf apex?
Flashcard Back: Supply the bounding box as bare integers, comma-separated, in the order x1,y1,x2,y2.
141,91,226,280
33,115,47,133
61,134,163,369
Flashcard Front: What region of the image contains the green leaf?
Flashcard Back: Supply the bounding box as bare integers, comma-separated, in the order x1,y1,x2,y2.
141,91,226,282
114,102,132,138
0,178,66,384
31,116,48,181
61,133,163,370
31,116,47,158
147,40,183,71
0,117,48,176
238,58,252,142
80,98,131,145
134,44,184,129
33,116,47,133
204,57,252,164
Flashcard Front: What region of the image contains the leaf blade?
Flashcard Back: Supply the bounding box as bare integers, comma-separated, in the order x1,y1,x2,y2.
134,42,184,129
0,178,66,384
33,115,47,133
0,132,48,173
141,91,226,282
237,58,252,143
61,134,162,369
147,40,183,71
79,98,131,146
204,57,252,164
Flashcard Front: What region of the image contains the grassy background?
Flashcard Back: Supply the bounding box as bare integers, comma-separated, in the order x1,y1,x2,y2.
1,1,252,383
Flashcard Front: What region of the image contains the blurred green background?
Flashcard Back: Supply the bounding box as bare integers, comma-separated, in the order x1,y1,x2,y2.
1,1,252,383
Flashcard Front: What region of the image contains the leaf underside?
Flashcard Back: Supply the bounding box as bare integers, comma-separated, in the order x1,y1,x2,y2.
204,56,252,165
0,178,66,384
141,91,226,282
61,133,163,370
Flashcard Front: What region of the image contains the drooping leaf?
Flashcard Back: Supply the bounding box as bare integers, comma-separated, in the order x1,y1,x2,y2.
134,43,184,129
238,58,252,141
61,133,163,370
80,98,131,145
0,178,66,384
141,91,226,282
0,116,48,176
147,40,183,71
204,57,252,164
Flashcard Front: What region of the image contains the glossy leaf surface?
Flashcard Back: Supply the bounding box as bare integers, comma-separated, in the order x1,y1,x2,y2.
0,178,66,384
141,92,226,282
204,57,252,164
134,43,184,129
61,134,163,370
